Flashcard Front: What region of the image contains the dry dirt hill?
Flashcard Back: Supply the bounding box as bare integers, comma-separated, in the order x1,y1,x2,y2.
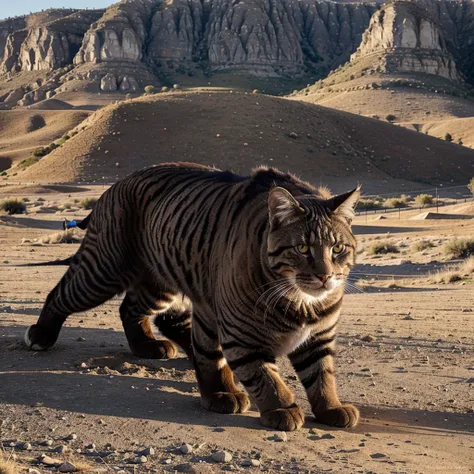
0,109,89,170
14,91,474,190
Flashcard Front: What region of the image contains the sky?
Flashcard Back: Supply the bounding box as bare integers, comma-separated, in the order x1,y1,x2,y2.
0,1,115,19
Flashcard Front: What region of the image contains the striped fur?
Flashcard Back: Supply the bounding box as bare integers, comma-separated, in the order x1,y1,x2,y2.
25,162,360,430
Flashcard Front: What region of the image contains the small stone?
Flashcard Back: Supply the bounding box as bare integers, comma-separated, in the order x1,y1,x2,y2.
361,335,376,342
321,433,335,439
59,461,77,472
28,470,41,474
163,458,172,464
53,445,68,454
174,462,196,474
41,439,53,446
40,455,62,466
180,443,193,454
242,459,260,467
66,433,77,441
133,455,147,464
370,452,389,459
288,131,298,139
77,337,86,342
141,446,155,456
19,442,32,450
212,450,232,463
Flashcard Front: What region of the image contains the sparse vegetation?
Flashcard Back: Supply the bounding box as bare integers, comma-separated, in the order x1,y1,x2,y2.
80,198,97,210
38,229,82,244
0,199,26,215
445,132,453,142
32,141,60,158
0,171,6,176
367,241,399,255
144,85,158,94
356,198,382,210
429,257,474,284
468,177,474,195
383,196,408,209
385,114,396,122
0,456,17,474
411,240,435,253
443,238,474,259
19,157,40,168
415,194,434,208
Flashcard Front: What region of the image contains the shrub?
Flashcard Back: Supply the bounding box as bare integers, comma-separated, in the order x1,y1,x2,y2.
19,157,40,168
0,199,26,215
33,147,48,157
144,85,157,94
443,238,474,259
383,196,408,208
468,177,474,195
411,240,434,252
415,194,434,208
80,198,97,210
356,198,381,210
445,133,453,142
0,171,6,176
368,241,399,255
386,114,396,122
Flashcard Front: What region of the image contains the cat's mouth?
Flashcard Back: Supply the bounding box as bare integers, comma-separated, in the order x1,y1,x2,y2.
295,277,340,299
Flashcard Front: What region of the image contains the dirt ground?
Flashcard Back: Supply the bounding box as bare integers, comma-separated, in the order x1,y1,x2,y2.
0,187,473,474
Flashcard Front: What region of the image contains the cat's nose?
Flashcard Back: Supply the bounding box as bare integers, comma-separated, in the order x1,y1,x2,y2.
317,274,329,285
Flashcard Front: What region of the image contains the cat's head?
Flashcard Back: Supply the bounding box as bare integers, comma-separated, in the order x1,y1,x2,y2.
266,186,360,302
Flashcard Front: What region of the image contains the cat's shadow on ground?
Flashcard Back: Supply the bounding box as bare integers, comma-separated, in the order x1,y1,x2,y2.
0,325,472,435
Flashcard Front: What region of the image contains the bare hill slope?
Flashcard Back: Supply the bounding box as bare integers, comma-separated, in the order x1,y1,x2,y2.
16,91,474,187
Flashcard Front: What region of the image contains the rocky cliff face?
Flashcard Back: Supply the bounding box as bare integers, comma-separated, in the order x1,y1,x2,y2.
0,10,104,74
2,0,474,100
350,1,459,80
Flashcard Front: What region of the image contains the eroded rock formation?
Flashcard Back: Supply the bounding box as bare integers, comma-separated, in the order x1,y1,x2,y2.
2,0,474,92
351,0,459,80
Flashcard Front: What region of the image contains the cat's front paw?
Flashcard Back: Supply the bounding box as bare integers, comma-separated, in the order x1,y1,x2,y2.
314,404,359,428
201,391,250,414
260,404,305,431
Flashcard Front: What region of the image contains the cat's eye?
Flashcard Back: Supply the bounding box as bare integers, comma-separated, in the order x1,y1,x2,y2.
332,243,345,254
296,244,310,255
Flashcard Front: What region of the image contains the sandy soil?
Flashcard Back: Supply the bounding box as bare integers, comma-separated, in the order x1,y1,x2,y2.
0,188,473,474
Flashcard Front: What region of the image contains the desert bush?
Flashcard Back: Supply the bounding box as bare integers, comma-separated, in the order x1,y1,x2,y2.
386,114,396,122
468,177,474,194
383,196,408,208
411,240,434,252
429,257,474,284
161,86,169,93
415,194,434,208
80,198,97,210
356,198,381,210
27,114,46,132
0,199,26,215
445,133,453,142
443,238,474,259
144,85,157,94
368,241,399,255
19,157,40,168
0,171,6,176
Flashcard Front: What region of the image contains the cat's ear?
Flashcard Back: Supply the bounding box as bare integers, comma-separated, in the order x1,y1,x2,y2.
326,185,361,225
268,187,305,228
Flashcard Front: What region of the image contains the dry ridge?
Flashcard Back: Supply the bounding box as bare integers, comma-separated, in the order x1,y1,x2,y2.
16,91,474,187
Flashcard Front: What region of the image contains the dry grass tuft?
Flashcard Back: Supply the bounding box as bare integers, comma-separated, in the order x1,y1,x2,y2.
367,241,399,256
429,257,474,284
38,229,82,245
443,238,474,259
0,455,18,474
411,239,435,253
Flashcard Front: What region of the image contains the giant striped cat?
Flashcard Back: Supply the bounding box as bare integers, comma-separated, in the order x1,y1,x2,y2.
25,162,360,431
